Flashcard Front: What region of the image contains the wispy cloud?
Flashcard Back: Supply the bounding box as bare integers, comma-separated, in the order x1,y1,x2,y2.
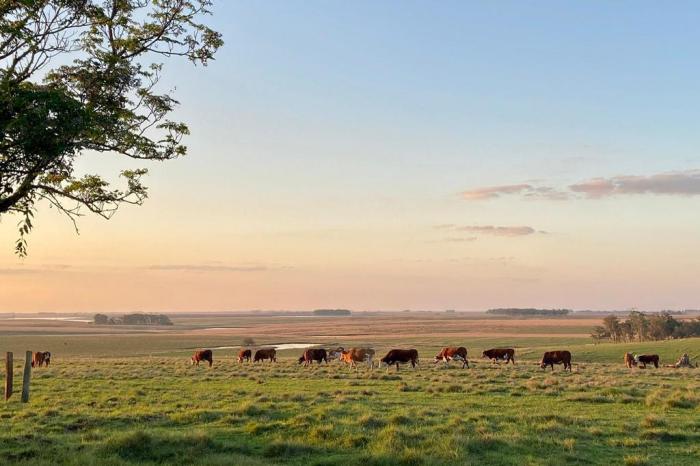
570,170,700,198
458,225,539,236
461,169,700,201
0,264,72,275
443,236,478,242
147,264,268,272
437,225,545,237
460,184,533,200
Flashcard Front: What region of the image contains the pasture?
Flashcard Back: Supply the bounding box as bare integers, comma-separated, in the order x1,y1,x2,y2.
1,314,700,465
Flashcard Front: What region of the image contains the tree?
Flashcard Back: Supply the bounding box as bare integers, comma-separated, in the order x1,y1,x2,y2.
628,311,649,342
590,325,608,344
1,1,223,255
602,315,621,342
93,313,108,325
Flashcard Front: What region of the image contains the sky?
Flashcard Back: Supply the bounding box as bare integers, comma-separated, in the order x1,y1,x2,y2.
2,1,700,312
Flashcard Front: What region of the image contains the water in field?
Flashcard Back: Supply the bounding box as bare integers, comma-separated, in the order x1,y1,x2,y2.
1,317,92,323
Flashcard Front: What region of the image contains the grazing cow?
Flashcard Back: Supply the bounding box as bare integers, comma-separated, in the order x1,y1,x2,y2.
635,354,659,369
380,349,419,372
31,351,51,368
482,348,515,365
191,349,213,367
434,347,469,368
327,347,345,361
540,350,572,372
298,348,328,366
671,353,696,368
238,349,252,363
338,348,375,369
624,352,636,368
254,348,277,363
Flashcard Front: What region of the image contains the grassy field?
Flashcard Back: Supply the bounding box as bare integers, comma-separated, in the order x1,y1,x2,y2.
1,315,700,465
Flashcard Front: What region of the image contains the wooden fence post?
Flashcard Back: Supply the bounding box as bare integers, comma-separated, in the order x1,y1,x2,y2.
4,352,12,401
21,350,31,403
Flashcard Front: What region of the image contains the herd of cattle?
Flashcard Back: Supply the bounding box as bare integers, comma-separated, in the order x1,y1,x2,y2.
27,348,692,372
191,346,591,372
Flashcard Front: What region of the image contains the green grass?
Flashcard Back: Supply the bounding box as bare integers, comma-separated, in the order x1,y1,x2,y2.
2,337,700,465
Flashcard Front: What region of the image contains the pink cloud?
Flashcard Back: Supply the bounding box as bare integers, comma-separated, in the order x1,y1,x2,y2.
570,170,700,198
460,184,532,200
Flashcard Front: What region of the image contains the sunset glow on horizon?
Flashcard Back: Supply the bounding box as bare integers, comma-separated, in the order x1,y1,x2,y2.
2,1,699,312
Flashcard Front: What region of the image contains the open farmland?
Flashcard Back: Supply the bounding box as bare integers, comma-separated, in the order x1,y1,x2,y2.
1,314,700,465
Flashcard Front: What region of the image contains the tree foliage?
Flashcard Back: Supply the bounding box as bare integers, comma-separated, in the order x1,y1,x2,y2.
595,311,700,343
1,0,223,255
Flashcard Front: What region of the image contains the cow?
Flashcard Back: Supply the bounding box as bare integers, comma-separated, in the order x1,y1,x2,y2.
434,347,469,368
635,354,659,369
254,348,277,363
380,349,419,372
337,348,375,369
540,350,572,372
482,348,515,365
298,348,328,366
31,351,51,368
624,352,636,368
237,349,252,363
326,347,345,361
191,349,213,367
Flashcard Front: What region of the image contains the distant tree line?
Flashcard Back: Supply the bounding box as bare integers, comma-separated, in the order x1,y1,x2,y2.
486,308,571,317
93,313,173,326
591,311,700,343
312,309,352,316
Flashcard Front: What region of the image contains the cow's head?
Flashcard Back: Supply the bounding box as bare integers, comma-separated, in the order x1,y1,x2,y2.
379,356,389,367
190,356,197,365
298,356,305,364
43,352,51,364
481,351,489,358
539,359,547,369
433,354,443,364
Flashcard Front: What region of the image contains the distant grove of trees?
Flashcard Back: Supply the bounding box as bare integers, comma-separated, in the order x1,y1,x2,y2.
312,309,352,316
591,311,700,343
486,308,571,317
94,313,173,326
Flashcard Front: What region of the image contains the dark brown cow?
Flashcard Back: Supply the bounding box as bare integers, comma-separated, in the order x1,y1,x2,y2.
380,349,419,371
254,348,277,363
238,349,252,363
540,350,571,372
31,351,51,368
434,347,469,368
298,348,328,366
191,349,213,367
482,348,515,365
635,354,659,369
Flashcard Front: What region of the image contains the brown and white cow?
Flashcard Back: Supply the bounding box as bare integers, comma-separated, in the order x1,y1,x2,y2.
191,349,213,367
254,348,277,363
624,352,636,368
298,348,328,366
540,350,572,372
337,348,375,369
635,354,659,369
31,351,51,368
482,348,515,365
434,347,469,368
380,349,419,372
238,349,252,363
